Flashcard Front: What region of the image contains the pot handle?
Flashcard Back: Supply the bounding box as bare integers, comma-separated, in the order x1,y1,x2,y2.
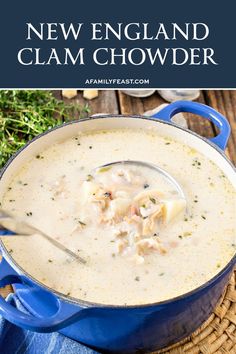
152,100,231,151
0,258,96,332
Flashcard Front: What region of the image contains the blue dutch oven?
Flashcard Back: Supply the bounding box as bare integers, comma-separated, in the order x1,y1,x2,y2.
0,101,235,353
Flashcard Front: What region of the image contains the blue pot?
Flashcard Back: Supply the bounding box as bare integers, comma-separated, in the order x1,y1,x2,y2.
0,101,235,353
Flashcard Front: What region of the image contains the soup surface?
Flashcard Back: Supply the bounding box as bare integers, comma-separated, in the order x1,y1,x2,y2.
1,128,236,305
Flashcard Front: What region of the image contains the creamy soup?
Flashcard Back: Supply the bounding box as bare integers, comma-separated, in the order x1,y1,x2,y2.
1,128,236,305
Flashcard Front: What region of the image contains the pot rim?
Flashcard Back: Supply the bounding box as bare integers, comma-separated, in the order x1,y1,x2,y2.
0,114,235,309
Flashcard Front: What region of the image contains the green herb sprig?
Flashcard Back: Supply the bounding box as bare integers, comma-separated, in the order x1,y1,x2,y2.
0,90,90,168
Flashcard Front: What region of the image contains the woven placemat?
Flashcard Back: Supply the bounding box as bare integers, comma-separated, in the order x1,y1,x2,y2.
0,267,235,353
156,269,236,354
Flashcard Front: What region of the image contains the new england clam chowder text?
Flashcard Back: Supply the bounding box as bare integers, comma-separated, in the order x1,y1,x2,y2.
17,22,218,66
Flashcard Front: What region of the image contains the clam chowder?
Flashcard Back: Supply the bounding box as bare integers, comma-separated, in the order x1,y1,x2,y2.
1,128,235,305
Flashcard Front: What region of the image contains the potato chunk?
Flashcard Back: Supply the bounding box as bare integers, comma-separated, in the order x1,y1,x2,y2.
162,198,186,224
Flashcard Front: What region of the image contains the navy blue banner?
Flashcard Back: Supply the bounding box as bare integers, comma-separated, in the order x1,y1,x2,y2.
0,0,235,88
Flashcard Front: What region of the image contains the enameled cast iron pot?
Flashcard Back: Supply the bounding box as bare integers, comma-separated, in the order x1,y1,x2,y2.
0,101,235,353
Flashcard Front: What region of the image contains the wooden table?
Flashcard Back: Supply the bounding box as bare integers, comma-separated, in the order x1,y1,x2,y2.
0,89,235,299
60,90,236,164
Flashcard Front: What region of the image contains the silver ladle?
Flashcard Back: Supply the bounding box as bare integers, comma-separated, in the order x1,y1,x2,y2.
95,160,186,199
0,161,185,265
0,209,86,264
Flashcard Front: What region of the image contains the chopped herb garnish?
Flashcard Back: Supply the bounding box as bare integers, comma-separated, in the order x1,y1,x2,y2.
159,273,164,276
184,218,188,222
26,212,32,216
217,263,221,268
89,146,93,149
9,199,15,202
144,183,149,189
178,235,183,239
8,187,12,191
36,154,44,159
98,166,111,173
183,232,192,237
48,259,53,263
192,158,201,168
134,276,140,281
194,200,198,203
78,220,86,226
112,253,116,258
23,183,28,186
201,215,206,220
66,292,71,296
165,142,171,145
150,197,156,204
86,174,93,182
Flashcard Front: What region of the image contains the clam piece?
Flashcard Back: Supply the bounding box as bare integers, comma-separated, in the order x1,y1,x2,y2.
142,207,163,236
136,238,162,255
116,239,129,254
133,189,165,235
82,180,112,213
158,90,200,102
134,189,163,204
51,175,67,198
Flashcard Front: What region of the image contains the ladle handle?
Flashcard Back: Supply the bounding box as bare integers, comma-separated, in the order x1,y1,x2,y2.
0,209,86,264
153,100,231,151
